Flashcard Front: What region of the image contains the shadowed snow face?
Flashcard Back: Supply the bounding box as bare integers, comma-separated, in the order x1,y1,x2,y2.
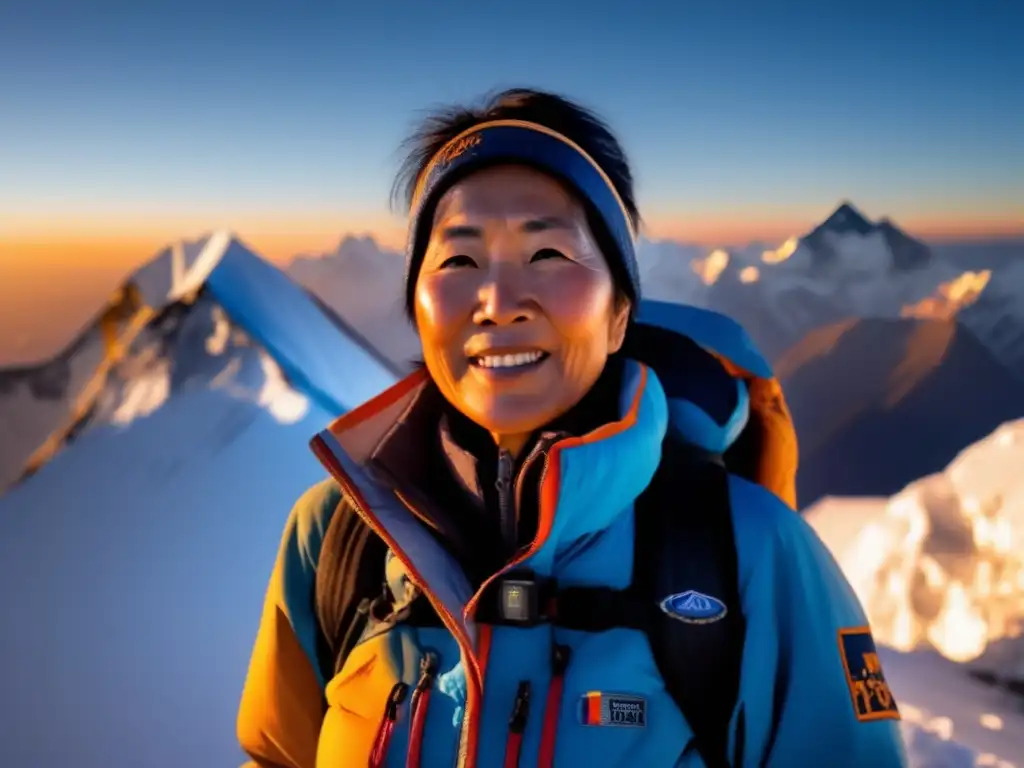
414,165,630,454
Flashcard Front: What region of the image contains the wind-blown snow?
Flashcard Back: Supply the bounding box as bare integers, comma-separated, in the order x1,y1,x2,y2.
807,419,1024,666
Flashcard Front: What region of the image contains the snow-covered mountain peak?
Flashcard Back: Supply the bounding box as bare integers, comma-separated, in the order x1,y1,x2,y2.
0,233,399,494
130,229,235,309
801,202,933,272
819,200,875,235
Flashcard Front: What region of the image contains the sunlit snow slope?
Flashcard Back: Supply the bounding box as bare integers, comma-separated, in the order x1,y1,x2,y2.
808,420,1024,767
0,384,335,767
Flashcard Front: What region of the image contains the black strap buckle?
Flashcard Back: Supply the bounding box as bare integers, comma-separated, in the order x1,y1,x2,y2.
480,571,554,627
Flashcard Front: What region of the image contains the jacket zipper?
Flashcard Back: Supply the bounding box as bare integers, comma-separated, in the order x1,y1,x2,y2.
538,644,572,767
406,651,439,768
495,432,569,559
513,435,561,511
457,432,569,767
495,449,515,556
370,681,410,768
503,681,532,768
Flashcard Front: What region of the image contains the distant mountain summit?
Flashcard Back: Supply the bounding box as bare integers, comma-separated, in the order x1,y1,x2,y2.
816,201,875,235
802,201,932,271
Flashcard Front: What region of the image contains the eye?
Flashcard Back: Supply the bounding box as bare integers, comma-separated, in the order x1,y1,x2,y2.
439,254,478,269
529,248,568,263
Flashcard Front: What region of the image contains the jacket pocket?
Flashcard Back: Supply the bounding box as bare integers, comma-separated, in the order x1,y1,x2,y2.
316,627,423,767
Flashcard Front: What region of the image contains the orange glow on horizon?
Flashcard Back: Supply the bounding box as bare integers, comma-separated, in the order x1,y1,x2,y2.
1,208,1019,271
0,210,408,265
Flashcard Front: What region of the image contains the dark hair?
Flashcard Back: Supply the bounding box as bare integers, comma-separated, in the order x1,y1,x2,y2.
392,87,642,317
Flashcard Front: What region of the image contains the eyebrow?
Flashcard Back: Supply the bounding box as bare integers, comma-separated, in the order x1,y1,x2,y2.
439,216,572,241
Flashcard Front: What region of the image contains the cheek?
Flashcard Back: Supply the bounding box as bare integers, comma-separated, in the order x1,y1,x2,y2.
415,273,476,344
537,269,615,343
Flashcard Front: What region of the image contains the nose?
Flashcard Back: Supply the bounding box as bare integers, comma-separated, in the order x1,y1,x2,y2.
472,266,536,327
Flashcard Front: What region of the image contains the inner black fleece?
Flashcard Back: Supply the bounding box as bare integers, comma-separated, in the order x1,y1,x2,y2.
434,355,625,581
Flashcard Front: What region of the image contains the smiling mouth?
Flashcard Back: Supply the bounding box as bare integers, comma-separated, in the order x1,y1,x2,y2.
469,350,551,370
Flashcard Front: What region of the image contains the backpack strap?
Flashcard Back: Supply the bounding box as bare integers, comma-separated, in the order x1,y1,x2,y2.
633,437,745,768
314,496,390,678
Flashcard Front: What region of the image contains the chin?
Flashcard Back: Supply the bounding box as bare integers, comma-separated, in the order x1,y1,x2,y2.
465,398,561,438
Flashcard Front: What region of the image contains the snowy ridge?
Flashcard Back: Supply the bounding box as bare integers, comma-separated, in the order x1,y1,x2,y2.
0,232,400,493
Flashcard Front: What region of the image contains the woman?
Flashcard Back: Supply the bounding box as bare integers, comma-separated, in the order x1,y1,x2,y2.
237,89,907,768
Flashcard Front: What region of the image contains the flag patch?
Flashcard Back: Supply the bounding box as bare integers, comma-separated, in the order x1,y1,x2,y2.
579,692,647,727
838,627,900,722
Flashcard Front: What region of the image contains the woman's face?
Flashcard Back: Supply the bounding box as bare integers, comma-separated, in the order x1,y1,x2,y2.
414,164,631,446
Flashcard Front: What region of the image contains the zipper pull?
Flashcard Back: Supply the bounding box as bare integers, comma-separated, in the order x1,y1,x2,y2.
385,681,410,721
416,651,439,693
509,680,532,734
503,680,533,768
552,644,571,677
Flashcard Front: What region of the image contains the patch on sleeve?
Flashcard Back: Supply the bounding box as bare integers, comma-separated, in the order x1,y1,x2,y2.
838,627,900,722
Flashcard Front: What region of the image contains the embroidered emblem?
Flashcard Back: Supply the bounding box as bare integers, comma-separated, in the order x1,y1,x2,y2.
838,627,900,722
435,133,482,166
659,590,728,624
579,692,647,727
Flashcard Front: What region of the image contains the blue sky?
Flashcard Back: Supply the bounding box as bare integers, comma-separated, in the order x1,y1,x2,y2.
1,0,1022,244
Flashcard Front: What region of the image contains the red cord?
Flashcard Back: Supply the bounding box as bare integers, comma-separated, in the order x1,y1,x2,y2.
369,717,396,768
370,682,408,768
503,731,524,768
405,688,432,768
538,645,571,768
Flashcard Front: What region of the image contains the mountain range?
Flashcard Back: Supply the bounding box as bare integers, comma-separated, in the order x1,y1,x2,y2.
0,207,1021,766
5,203,1022,504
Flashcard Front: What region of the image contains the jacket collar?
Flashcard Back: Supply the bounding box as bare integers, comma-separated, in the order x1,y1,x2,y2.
312,357,669,577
